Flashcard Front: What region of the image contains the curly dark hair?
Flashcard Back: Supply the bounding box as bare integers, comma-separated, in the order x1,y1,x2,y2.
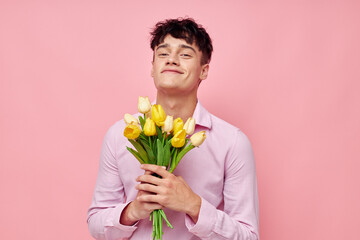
150,18,213,65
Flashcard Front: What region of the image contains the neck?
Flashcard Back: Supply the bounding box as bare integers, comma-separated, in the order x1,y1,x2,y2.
156,91,197,121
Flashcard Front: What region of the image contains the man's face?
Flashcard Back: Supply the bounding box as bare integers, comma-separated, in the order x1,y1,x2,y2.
151,35,209,96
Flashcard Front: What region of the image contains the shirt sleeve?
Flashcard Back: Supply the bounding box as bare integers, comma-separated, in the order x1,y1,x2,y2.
185,130,260,240
87,123,138,239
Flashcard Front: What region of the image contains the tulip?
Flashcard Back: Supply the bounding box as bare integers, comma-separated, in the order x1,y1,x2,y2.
143,118,156,136
138,96,151,114
171,129,186,148
183,117,195,135
190,131,206,147
162,115,173,134
173,117,184,134
151,104,166,126
124,113,139,125
123,124,141,139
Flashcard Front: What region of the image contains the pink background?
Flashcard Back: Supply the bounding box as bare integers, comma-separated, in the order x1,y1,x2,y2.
1,0,359,239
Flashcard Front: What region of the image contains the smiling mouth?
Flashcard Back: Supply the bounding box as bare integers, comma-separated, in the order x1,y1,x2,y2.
161,70,183,74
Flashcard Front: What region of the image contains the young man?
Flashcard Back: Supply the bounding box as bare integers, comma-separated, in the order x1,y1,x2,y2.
87,18,259,239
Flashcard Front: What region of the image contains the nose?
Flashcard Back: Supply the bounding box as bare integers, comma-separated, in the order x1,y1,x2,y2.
166,54,179,66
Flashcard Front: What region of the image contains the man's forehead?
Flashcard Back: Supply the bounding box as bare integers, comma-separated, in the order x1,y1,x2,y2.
155,35,200,52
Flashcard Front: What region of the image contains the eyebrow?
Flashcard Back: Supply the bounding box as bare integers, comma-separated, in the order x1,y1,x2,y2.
156,43,196,53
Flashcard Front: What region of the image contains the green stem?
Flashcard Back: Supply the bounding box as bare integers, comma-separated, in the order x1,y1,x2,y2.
154,211,158,239
162,132,166,146
151,211,155,240
159,211,162,239
169,149,178,173
150,209,173,240
149,136,152,152
160,209,173,228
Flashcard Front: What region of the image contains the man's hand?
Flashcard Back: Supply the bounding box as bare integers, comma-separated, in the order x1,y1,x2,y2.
120,170,163,226
135,164,201,223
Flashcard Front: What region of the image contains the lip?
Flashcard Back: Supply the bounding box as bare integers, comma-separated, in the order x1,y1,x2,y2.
161,69,184,74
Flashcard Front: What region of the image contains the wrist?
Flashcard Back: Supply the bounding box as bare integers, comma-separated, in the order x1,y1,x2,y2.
186,195,201,223
120,202,138,226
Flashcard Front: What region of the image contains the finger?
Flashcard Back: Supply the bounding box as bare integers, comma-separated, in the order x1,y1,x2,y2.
144,170,152,175
137,188,155,196
136,183,163,194
141,164,172,178
137,193,163,204
136,174,163,186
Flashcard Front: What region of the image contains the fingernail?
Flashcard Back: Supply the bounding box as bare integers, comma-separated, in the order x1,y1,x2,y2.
161,166,166,169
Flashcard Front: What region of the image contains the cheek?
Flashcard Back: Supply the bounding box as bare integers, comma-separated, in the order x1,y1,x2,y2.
151,65,159,77
188,65,202,77
152,61,163,73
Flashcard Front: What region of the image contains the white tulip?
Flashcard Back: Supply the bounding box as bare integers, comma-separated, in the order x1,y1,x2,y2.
124,113,139,125
183,117,195,135
162,115,174,133
138,96,151,114
190,131,206,147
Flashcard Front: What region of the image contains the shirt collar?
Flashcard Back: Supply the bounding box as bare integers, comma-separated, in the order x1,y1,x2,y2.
192,100,212,129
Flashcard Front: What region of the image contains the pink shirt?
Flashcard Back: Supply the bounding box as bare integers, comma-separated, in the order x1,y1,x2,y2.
87,101,259,240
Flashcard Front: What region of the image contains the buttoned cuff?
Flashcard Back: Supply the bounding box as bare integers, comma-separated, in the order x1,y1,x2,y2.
185,197,217,238
112,202,139,231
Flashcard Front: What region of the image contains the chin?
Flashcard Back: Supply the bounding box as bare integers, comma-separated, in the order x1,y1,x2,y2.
157,84,181,91
155,79,181,89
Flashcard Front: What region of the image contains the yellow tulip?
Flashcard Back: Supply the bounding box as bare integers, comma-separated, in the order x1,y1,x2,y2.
123,124,141,139
138,96,151,114
162,115,173,134
151,104,166,126
143,118,156,136
171,129,186,148
124,113,139,125
190,131,206,147
183,117,195,135
173,117,184,134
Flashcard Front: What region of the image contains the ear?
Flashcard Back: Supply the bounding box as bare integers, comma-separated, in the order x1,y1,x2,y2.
200,64,209,80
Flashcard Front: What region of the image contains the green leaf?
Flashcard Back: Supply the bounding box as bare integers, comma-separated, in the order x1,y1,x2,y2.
156,139,164,166
151,136,157,157
162,140,171,168
128,139,149,164
139,115,145,129
139,132,148,142
126,147,144,164
156,125,163,141
169,148,178,173
140,139,156,164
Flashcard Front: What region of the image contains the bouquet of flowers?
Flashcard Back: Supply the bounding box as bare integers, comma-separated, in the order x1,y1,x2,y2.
123,96,206,240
